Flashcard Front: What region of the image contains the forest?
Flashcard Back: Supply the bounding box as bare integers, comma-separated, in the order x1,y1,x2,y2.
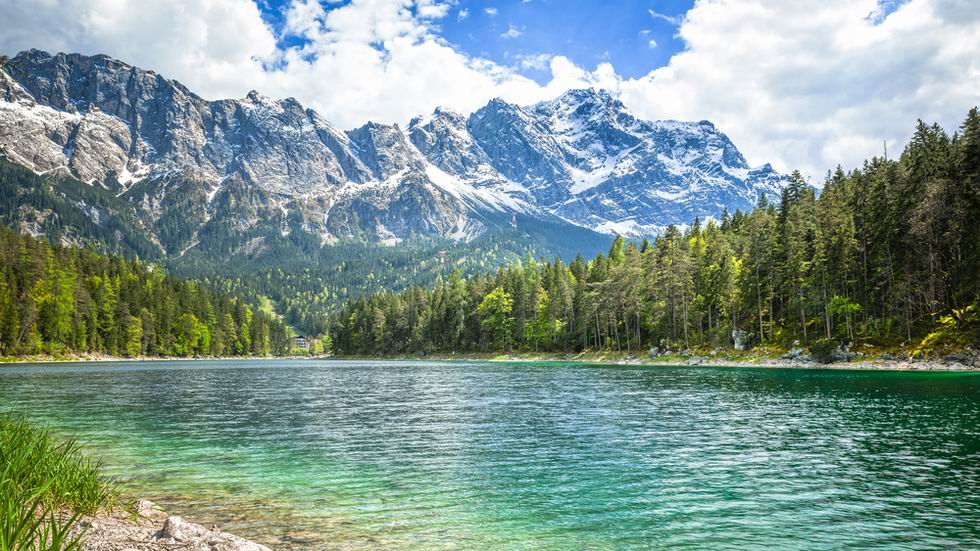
0,154,610,338
0,226,290,358
330,109,980,357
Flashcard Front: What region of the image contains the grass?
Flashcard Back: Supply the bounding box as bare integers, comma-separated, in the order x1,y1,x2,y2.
0,414,119,550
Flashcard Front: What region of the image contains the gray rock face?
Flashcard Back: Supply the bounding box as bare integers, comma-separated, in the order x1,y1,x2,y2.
0,49,788,255
409,107,493,178
524,89,786,234
1,51,371,194
347,121,424,180
782,347,805,360
415,87,789,235
466,98,572,205
0,49,480,249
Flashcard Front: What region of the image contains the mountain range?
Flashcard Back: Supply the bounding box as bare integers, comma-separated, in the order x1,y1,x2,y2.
0,49,786,260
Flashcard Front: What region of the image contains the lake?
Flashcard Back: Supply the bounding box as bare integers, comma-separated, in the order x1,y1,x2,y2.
1,359,978,549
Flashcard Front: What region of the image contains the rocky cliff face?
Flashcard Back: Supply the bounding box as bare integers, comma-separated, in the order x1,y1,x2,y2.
0,49,787,257
411,87,787,235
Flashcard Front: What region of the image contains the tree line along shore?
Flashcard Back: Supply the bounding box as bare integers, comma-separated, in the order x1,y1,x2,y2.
0,226,292,359
329,109,980,360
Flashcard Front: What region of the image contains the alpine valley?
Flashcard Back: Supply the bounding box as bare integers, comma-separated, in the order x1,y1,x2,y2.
0,49,787,332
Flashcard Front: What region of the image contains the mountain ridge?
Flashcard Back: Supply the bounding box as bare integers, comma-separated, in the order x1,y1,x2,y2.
0,49,787,253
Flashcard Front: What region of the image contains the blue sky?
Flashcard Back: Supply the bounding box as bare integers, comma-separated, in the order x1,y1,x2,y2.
257,0,692,83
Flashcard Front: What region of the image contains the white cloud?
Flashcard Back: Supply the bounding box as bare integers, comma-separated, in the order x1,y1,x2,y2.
0,0,277,100
0,0,977,178
260,0,612,126
0,0,607,128
648,8,682,25
516,53,553,71
484,7,498,16
647,38,658,48
620,0,980,177
501,25,522,39
457,7,469,20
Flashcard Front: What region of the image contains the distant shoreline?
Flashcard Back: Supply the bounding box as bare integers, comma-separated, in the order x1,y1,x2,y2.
3,351,978,372
331,351,980,372
0,353,324,365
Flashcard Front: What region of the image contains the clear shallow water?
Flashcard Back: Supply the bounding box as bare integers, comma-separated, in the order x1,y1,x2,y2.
1,360,979,550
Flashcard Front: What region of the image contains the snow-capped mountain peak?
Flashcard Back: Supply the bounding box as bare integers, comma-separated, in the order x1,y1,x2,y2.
0,49,787,253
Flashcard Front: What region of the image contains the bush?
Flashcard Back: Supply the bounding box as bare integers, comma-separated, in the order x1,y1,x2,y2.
0,414,118,550
914,305,980,357
810,338,839,364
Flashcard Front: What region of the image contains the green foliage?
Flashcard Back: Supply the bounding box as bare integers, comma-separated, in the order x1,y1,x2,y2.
829,295,861,339
915,305,980,356
0,226,289,358
331,109,980,357
478,287,514,351
0,414,118,550
0,156,610,340
0,157,162,260
185,225,608,337
810,338,839,364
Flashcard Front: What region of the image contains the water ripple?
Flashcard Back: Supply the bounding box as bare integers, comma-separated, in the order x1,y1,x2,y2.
1,360,979,549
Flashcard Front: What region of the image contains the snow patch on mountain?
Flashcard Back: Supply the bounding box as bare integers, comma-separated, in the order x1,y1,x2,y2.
0,50,788,245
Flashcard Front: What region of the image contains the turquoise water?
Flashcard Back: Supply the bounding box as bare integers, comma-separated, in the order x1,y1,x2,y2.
1,360,979,549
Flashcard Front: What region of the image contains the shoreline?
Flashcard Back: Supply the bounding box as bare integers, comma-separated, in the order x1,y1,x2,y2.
74,498,271,551
3,351,978,373
331,350,980,372
0,353,325,365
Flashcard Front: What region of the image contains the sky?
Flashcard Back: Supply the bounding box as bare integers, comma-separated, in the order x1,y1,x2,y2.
0,0,978,180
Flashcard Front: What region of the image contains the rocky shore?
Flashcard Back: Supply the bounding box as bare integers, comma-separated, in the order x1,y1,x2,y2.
646,343,980,371
690,355,980,371
479,347,980,372
73,500,270,551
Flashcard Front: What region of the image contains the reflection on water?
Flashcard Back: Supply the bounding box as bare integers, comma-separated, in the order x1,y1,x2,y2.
1,360,979,549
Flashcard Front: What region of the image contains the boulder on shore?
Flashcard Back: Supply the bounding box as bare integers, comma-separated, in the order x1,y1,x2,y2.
781,347,804,360
74,500,271,551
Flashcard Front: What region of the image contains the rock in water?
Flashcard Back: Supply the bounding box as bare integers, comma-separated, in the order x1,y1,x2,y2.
135,499,167,522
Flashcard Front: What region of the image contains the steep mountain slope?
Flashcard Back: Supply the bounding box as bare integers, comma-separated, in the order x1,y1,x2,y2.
411,88,786,235
0,50,518,257
0,49,786,252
